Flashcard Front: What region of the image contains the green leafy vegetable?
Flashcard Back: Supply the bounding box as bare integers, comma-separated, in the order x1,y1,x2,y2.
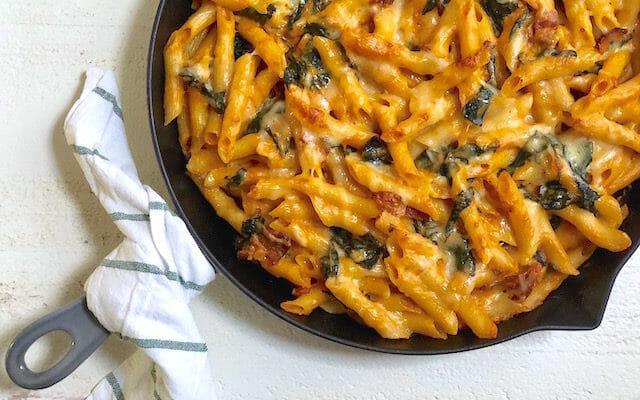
330,227,353,250
247,98,277,134
563,139,593,179
414,149,440,170
608,33,633,52
422,0,450,14
178,66,205,85
505,132,561,175
451,143,483,160
537,180,575,210
303,23,339,39
288,0,306,28
247,99,290,155
226,168,247,192
574,61,604,77
284,47,331,90
415,144,488,182
311,73,330,89
241,216,265,236
328,227,385,269
549,215,562,230
209,91,226,114
234,34,253,60
440,144,484,180
362,136,392,165
423,0,437,13
413,218,444,243
449,235,475,276
508,133,599,214
446,188,474,236
305,48,324,69
284,58,307,85
266,127,290,156
509,8,532,40
462,85,497,126
538,48,578,58
312,0,330,13
238,4,276,24
487,53,497,86
575,176,600,214
561,138,599,214
179,67,227,113
535,250,557,270
534,251,547,265
349,233,384,269
321,244,340,279
483,0,519,35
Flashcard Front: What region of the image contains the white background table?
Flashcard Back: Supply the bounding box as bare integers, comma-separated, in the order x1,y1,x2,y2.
1,1,639,399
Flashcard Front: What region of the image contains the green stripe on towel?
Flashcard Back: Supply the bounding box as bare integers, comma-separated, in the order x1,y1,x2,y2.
93,87,124,120
109,212,150,221
70,144,109,161
106,372,125,400
122,336,208,352
149,201,171,211
100,259,205,291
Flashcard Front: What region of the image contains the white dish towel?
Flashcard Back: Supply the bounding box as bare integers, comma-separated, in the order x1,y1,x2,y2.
63,68,216,400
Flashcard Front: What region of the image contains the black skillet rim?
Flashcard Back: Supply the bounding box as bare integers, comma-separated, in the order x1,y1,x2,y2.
146,0,640,354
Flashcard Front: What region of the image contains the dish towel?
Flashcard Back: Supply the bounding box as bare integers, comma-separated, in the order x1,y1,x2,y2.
63,68,216,400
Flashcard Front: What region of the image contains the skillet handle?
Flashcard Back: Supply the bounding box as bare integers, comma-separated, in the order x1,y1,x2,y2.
5,297,110,389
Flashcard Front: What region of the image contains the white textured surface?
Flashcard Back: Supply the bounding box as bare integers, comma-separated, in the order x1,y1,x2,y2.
1,1,639,399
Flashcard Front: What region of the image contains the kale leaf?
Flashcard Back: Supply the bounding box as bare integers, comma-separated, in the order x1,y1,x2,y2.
238,4,276,24
288,0,306,28
226,168,247,192
209,91,227,114
284,47,331,90
414,149,440,170
537,180,575,210
413,218,444,243
449,236,476,276
422,0,450,15
446,188,474,236
321,244,340,279
483,0,519,35
247,98,277,134
312,0,331,13
328,227,385,269
349,233,384,269
241,216,265,236
303,23,339,39
234,34,253,60
462,85,497,126
362,136,392,165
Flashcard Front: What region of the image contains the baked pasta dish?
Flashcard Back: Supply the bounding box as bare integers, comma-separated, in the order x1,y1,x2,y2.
164,0,640,339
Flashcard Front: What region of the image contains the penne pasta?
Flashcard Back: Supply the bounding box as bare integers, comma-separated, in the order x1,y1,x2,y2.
164,0,640,340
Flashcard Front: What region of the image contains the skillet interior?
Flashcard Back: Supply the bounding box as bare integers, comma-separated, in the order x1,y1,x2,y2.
147,0,640,354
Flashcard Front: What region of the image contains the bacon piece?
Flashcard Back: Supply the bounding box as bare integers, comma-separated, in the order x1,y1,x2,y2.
264,227,292,247
373,191,406,216
596,28,628,53
308,107,322,124
460,42,491,68
533,10,559,46
504,261,544,302
238,234,290,266
404,206,429,221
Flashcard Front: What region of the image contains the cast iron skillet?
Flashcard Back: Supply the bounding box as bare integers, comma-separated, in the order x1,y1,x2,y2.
6,0,640,390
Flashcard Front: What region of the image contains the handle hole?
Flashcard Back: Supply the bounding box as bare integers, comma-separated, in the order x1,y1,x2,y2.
24,330,74,373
